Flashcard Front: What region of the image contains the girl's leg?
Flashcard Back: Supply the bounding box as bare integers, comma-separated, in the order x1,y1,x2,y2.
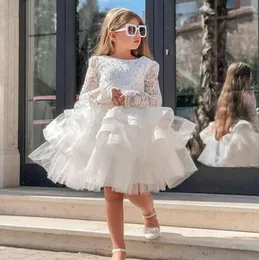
104,187,126,260
127,193,159,228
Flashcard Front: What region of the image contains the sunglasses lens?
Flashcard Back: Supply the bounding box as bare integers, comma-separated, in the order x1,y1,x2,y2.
127,26,136,36
139,27,146,37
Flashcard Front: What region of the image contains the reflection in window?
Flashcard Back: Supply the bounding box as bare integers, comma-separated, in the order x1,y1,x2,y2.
227,0,234,9
198,62,259,168
26,0,57,161
176,0,259,167
176,1,199,28
77,1,106,92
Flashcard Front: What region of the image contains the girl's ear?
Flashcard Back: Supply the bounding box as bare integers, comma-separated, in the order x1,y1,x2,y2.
108,31,116,42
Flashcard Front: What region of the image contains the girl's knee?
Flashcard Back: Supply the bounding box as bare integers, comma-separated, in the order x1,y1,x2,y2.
127,192,152,200
104,187,124,202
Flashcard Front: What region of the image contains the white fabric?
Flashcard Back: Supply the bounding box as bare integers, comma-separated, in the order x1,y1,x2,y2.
79,55,162,107
198,120,259,167
29,55,197,194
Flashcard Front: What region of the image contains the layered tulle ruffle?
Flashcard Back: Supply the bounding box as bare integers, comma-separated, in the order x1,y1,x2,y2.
198,120,259,167
29,103,197,194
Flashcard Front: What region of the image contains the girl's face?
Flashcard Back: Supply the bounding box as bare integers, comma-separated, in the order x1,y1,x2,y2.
112,18,143,52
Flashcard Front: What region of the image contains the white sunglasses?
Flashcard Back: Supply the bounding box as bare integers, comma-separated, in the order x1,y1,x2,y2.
114,24,147,38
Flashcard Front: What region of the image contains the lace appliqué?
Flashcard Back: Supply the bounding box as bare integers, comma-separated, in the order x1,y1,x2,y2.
242,91,258,132
124,61,162,108
79,56,111,104
78,56,162,108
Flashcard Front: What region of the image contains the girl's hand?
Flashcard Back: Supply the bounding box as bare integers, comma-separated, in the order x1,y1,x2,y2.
111,88,122,106
119,95,125,106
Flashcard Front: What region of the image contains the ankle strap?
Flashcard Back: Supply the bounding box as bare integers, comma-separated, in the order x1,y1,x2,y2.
143,211,157,219
112,248,127,253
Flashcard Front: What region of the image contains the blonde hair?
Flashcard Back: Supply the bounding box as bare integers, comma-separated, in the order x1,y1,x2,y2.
94,8,153,59
214,62,251,140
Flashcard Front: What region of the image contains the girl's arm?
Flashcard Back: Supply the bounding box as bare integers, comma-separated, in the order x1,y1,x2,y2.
243,91,259,132
79,56,111,104
123,61,162,108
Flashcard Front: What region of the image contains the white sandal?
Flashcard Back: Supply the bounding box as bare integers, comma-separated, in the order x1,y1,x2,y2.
112,248,127,258
143,211,161,240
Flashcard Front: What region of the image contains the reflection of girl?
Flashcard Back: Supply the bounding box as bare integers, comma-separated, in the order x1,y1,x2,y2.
198,62,259,167
29,8,197,260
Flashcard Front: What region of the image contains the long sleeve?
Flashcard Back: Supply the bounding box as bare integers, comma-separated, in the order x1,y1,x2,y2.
243,91,259,132
79,56,111,104
123,61,162,108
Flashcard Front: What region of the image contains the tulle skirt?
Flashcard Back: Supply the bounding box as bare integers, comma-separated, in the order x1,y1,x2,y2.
29,101,197,194
198,120,259,167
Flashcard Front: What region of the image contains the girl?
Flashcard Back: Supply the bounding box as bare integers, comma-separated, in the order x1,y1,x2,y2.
29,8,197,260
198,62,259,167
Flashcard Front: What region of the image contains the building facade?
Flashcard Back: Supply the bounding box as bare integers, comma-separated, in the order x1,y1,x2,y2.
0,0,258,194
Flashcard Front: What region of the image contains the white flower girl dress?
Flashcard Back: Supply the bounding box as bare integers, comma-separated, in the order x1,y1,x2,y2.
29,55,197,194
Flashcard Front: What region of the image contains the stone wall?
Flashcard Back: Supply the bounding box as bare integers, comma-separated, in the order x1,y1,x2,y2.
0,0,20,187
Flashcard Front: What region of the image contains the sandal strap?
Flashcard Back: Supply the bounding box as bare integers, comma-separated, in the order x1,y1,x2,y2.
143,211,157,219
112,248,127,253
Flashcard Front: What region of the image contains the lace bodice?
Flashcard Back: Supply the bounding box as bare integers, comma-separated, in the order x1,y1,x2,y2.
242,91,259,132
79,55,162,108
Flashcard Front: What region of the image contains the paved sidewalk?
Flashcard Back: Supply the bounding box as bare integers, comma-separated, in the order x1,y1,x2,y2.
0,247,143,260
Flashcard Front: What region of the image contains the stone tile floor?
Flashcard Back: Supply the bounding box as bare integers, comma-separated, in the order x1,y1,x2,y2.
0,247,143,260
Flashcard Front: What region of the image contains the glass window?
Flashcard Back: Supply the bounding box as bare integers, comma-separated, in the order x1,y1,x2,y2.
176,1,199,28
176,1,259,168
251,0,258,9
227,0,234,9
77,0,146,93
26,0,57,161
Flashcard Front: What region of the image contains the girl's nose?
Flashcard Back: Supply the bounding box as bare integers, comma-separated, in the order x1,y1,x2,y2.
135,31,141,39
